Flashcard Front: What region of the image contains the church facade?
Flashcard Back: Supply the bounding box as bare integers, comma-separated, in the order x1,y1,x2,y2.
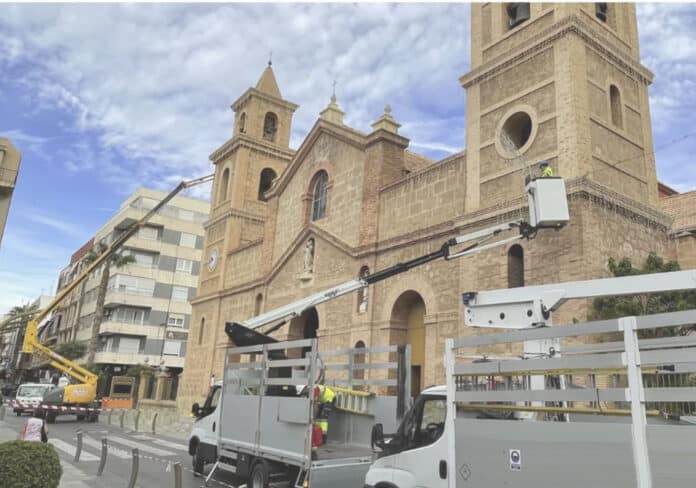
178,3,696,411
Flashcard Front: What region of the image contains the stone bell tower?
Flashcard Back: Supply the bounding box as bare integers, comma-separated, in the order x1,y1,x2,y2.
461,3,658,212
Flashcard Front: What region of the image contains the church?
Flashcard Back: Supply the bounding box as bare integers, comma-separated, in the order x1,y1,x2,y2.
177,3,696,412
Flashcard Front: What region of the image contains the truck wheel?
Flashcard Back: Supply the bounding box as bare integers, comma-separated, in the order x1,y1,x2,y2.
250,461,270,488
15,409,22,416
192,447,205,476
76,414,86,421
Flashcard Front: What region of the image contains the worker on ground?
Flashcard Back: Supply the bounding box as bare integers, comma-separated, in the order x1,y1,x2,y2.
539,160,554,178
300,383,336,445
313,384,336,445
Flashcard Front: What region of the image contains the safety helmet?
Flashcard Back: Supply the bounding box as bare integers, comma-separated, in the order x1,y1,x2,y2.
539,160,549,168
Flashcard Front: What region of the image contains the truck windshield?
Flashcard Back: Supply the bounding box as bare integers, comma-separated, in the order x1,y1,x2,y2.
17,386,49,398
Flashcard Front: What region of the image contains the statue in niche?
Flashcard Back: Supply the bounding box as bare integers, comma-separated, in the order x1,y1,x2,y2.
303,238,315,275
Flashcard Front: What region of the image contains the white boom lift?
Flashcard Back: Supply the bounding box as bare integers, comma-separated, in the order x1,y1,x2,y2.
226,177,570,344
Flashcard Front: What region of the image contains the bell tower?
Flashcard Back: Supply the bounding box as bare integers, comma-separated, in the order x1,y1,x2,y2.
461,3,658,212
199,63,297,297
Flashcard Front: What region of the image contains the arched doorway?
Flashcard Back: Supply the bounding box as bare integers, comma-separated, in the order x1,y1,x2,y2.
390,291,426,397
288,307,319,357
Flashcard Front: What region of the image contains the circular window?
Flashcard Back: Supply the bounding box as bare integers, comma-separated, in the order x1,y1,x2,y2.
495,106,537,159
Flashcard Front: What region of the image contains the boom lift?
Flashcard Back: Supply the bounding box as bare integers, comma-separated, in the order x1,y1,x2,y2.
20,174,213,422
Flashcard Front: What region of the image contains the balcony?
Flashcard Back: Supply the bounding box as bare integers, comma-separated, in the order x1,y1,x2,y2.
93,351,185,368
98,320,162,337
0,167,18,189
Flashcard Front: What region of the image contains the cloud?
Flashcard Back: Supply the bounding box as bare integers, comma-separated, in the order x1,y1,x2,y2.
22,211,90,239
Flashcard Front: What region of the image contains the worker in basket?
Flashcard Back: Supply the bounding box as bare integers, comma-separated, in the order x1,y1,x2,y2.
539,160,554,178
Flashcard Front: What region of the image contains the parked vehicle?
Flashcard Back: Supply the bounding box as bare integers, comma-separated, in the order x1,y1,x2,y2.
190,338,411,488
13,383,54,416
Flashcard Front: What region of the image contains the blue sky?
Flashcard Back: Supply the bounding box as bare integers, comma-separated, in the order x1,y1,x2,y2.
1,3,695,315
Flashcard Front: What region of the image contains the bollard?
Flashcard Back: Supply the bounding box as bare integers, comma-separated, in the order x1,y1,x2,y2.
134,410,140,431
127,448,139,488
97,438,108,476
0,404,5,421
119,410,125,429
173,461,182,488
74,430,83,462
107,409,112,425
151,412,158,434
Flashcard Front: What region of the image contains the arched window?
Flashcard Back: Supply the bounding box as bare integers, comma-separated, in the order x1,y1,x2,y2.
258,168,277,201
507,245,524,288
219,168,230,203
263,112,278,142
610,84,623,129
239,112,246,134
311,171,328,221
198,317,205,345
254,293,263,316
357,266,370,313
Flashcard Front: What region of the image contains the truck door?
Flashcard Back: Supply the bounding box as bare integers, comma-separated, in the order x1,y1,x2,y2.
393,395,448,488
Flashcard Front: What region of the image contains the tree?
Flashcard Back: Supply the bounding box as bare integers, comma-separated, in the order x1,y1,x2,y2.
83,243,136,363
591,253,696,337
54,341,87,361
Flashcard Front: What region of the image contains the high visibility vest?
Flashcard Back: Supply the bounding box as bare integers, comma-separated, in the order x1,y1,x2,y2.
541,166,554,177
316,385,335,404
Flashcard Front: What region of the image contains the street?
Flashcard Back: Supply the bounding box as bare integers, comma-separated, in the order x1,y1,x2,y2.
0,410,240,488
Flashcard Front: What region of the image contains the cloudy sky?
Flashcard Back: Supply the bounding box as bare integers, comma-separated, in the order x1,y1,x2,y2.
1,3,695,315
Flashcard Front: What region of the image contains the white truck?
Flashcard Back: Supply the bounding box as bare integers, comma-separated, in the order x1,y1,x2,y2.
365,270,696,488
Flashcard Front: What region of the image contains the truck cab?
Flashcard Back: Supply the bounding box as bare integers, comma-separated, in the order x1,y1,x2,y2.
366,386,448,488
13,383,54,416
188,381,222,474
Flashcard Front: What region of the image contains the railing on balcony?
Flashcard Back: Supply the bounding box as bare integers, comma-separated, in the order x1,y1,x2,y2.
0,167,18,187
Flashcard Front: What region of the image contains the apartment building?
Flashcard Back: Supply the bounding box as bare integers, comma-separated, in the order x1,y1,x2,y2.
53,188,209,388
0,137,21,249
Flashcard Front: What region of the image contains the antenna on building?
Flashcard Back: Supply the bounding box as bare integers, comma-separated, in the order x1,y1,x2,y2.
268,51,273,67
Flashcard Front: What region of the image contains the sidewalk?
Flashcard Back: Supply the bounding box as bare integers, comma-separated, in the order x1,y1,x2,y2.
0,422,94,488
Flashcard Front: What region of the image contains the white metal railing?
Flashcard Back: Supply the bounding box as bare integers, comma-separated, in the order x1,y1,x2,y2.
445,309,696,488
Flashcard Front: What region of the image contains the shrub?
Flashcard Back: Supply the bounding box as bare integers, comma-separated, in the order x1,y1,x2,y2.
0,440,62,488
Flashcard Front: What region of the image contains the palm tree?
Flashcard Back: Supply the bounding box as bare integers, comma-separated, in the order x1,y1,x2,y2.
84,243,136,363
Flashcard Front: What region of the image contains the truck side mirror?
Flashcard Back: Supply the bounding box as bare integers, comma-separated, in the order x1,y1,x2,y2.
191,402,200,416
371,423,385,450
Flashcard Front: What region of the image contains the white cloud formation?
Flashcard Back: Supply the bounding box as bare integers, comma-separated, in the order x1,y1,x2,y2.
0,3,470,195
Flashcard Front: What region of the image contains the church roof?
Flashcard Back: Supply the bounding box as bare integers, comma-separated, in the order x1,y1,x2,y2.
404,150,434,172
661,190,696,232
255,64,282,98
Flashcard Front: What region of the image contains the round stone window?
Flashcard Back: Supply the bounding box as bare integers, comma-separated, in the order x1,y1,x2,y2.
495,106,538,159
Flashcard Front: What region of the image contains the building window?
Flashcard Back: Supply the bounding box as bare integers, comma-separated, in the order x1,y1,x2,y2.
112,307,145,325
125,250,156,268
258,168,277,201
219,168,230,203
595,3,608,22
507,245,524,288
108,275,155,296
255,293,263,316
118,337,142,354
163,340,181,356
167,315,184,328
179,232,197,248
506,3,530,30
198,318,205,345
357,266,370,313
171,286,189,301
500,111,533,155
137,226,159,241
610,84,623,129
311,171,328,221
239,112,246,134
263,112,278,142
176,258,193,273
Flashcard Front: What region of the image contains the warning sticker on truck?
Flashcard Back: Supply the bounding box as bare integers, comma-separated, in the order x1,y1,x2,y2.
509,449,521,471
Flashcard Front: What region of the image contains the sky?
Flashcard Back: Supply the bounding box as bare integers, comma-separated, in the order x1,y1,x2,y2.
1,3,695,315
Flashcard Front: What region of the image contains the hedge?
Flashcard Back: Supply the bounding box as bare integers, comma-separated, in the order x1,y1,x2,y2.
0,440,62,488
